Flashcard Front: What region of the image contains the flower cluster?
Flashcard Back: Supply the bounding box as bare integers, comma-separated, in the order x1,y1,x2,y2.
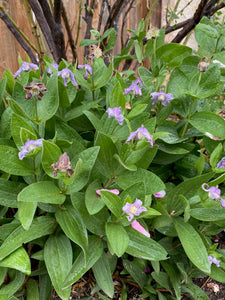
208,255,220,268
202,183,225,207
18,139,43,160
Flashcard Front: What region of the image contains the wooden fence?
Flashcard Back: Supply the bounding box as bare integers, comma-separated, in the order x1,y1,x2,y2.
0,0,166,77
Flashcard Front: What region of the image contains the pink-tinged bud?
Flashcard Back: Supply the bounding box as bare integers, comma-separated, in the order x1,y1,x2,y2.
131,220,150,237
154,190,166,198
96,189,120,196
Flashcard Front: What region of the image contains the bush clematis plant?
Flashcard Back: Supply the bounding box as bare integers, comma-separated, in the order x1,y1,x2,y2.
1,18,225,299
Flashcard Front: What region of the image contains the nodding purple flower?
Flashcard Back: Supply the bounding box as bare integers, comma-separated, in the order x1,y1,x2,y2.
106,107,124,125
18,139,43,160
123,199,147,221
96,189,120,196
78,64,92,79
47,63,59,75
154,190,166,198
202,183,221,200
124,78,143,96
151,91,174,106
51,152,74,178
58,68,77,86
216,157,225,168
202,183,225,208
126,125,154,146
208,255,220,268
14,62,39,78
131,220,150,237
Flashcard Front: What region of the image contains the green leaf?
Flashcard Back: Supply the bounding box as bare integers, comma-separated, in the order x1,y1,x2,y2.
85,181,105,215
167,172,213,213
11,113,36,149
190,208,225,221
210,143,223,169
44,235,72,300
100,191,123,218
93,60,113,89
109,81,126,110
37,75,59,122
114,154,137,171
26,279,39,300
18,182,66,204
106,223,129,257
182,283,210,300
0,247,31,275
90,29,101,39
0,179,26,208
161,261,181,299
138,66,154,86
123,259,147,289
173,217,211,273
126,226,168,261
64,99,101,121
42,140,62,178
134,40,142,63
0,270,25,298
127,104,147,119
3,69,15,95
79,39,99,47
68,146,100,193
92,252,114,298
18,201,37,230
152,271,172,293
63,236,103,288
56,204,88,260
209,263,225,282
94,132,119,178
0,216,56,260
156,43,192,68
189,112,225,139
116,168,165,194
0,145,34,176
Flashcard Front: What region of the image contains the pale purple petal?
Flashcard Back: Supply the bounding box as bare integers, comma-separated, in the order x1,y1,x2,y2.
122,199,147,221
124,84,142,96
154,190,166,198
58,68,77,86
135,78,143,87
96,189,120,196
220,198,225,208
14,62,39,78
208,255,220,267
126,126,154,146
19,139,43,160
202,183,221,200
151,92,174,106
131,220,150,237
216,157,225,168
106,107,124,125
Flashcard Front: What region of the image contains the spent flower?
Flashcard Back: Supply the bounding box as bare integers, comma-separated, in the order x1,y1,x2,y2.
14,62,39,78
18,139,43,160
198,56,214,72
126,125,154,146
23,82,47,100
123,199,147,221
106,107,124,125
51,152,74,178
151,91,174,106
78,64,93,79
58,68,77,86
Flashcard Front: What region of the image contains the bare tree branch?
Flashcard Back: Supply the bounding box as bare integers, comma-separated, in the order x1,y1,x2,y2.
54,0,61,24
103,0,125,32
121,0,135,48
83,0,95,58
0,11,38,64
28,0,59,61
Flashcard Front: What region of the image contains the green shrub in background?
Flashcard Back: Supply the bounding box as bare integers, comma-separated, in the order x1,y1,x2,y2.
0,18,225,300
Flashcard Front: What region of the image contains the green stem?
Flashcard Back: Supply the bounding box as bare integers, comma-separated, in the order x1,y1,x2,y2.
34,95,39,134
33,159,37,182
104,165,122,189
144,0,160,31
